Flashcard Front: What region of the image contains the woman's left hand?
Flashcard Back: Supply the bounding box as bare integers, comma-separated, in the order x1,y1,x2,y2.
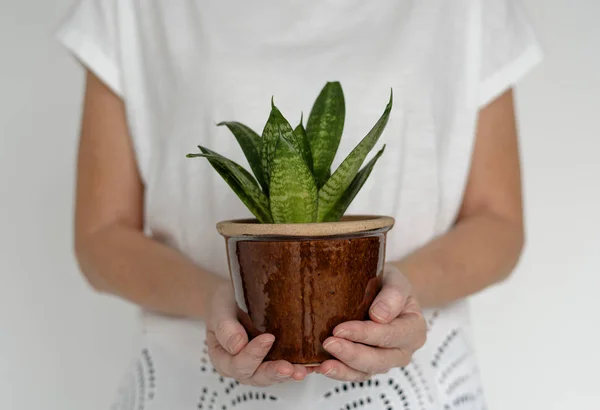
316,265,427,381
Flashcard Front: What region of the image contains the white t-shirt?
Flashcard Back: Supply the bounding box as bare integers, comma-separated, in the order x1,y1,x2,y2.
57,1,542,409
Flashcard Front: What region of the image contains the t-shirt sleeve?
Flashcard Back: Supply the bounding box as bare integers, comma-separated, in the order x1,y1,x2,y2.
479,0,544,107
56,0,123,97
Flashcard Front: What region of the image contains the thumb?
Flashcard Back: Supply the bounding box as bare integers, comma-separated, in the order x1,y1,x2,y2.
209,284,248,355
369,264,411,324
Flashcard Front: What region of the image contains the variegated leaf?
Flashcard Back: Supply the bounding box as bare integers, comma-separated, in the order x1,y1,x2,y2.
261,99,294,186
199,146,259,188
306,82,345,188
269,132,318,223
187,147,272,223
293,118,314,173
217,121,268,194
317,90,393,222
322,145,386,222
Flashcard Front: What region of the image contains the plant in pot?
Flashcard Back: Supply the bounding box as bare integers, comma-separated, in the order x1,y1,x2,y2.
187,82,395,365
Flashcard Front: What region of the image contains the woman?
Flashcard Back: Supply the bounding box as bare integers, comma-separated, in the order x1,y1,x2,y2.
58,0,542,408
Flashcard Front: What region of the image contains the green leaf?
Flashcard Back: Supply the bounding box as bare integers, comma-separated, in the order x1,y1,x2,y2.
317,90,393,222
217,121,268,194
322,145,386,222
269,131,318,223
293,118,314,173
200,146,259,188
187,147,273,223
306,82,345,188
261,99,294,186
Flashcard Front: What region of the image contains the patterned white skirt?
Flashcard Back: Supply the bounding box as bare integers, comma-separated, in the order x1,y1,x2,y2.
111,301,486,410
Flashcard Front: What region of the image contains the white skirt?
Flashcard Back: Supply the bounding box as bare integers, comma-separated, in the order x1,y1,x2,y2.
110,301,486,410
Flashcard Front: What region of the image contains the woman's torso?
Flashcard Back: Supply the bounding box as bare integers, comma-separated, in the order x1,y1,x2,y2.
131,0,477,272
64,0,499,408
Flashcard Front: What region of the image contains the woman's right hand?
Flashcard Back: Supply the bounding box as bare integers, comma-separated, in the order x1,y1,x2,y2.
206,280,310,386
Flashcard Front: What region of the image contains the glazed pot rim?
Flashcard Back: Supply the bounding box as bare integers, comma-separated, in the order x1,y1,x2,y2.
217,215,395,238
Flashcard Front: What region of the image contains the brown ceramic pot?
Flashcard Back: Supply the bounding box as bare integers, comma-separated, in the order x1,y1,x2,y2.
217,215,395,365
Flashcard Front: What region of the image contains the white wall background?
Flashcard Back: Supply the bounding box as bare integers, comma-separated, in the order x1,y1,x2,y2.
0,1,598,409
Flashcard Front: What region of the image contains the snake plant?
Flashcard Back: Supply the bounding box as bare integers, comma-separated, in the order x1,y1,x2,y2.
187,82,392,224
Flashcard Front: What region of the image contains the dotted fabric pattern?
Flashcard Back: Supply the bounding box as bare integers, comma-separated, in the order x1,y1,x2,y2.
110,304,486,410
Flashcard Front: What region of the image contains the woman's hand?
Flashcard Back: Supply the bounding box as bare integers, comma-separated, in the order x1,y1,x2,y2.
316,265,427,381
206,280,311,386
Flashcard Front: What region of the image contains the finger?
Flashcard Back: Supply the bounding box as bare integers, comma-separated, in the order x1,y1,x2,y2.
333,309,427,349
206,329,232,367
250,362,310,385
369,266,411,324
227,334,275,379
323,337,410,374
317,360,371,382
207,329,245,379
291,364,310,381
248,360,295,386
210,298,248,355
403,295,423,315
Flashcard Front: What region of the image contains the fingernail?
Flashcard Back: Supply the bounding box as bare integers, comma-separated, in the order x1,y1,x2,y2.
370,301,391,321
228,334,243,354
323,340,342,354
333,329,350,339
324,367,336,376
261,337,275,349
276,371,290,379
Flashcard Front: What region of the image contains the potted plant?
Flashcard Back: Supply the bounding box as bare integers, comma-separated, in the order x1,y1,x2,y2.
188,82,395,365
